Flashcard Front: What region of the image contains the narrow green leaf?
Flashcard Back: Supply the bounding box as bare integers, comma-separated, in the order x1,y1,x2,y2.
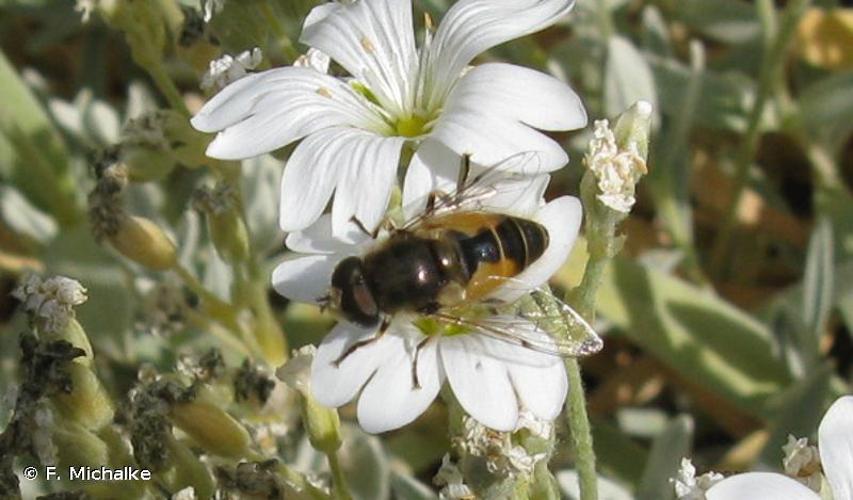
636,415,694,500
390,470,437,500
591,417,648,486
758,364,833,467
803,218,834,343
604,36,658,122
557,470,634,500
0,49,80,225
596,258,793,418
0,186,57,244
798,71,853,151
674,0,761,44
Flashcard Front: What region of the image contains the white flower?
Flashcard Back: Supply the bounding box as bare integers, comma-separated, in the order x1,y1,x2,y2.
705,395,853,500
585,117,648,214
13,275,87,333
191,0,587,236
674,458,723,500
434,454,474,500
201,48,263,92
782,435,822,492
276,345,317,393
272,170,583,433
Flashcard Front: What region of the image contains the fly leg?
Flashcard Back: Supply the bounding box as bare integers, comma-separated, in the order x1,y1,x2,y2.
410,337,431,390
350,215,396,239
332,317,391,367
456,153,472,192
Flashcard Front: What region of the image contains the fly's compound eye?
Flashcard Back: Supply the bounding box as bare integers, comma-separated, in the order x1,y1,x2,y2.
331,257,380,327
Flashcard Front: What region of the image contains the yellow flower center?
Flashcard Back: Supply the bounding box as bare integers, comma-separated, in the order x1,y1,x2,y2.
394,114,429,138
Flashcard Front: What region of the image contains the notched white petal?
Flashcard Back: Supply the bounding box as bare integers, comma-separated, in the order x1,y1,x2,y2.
272,254,340,304
285,214,368,255
440,335,519,431
448,63,587,131
310,321,389,408
706,473,818,500
818,395,853,500
279,127,404,235
509,361,567,422
357,333,443,433
430,108,569,172
301,0,418,115
425,0,576,105
191,67,381,159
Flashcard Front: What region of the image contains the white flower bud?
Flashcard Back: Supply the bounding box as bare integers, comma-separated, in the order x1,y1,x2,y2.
13,275,87,334
434,454,474,500
673,458,723,500
585,118,648,214
294,49,331,74
201,48,263,92
782,435,822,492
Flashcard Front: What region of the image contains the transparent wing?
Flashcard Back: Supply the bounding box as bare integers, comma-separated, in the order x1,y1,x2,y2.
431,282,603,358
400,151,545,231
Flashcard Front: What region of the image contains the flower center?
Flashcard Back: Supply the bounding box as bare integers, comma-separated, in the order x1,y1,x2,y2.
394,114,429,138
414,317,472,337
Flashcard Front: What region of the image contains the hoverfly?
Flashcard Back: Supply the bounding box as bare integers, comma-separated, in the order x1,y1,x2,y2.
321,152,602,376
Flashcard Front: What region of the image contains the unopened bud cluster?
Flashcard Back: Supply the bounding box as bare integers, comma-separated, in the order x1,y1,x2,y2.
13,275,87,334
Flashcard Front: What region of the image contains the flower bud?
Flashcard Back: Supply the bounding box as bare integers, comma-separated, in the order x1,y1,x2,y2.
170,400,251,458
583,101,652,215
49,318,94,367
109,215,177,271
613,100,652,162
122,145,175,183
54,419,110,468
167,435,216,499
277,346,342,454
53,362,115,430
159,109,212,169
193,184,250,264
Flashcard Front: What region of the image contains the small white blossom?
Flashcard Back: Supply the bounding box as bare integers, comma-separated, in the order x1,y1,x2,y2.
454,416,544,476
515,409,553,439
276,345,317,393
13,275,87,333
673,458,723,500
783,435,822,492
585,119,647,214
434,454,474,500
201,0,225,23
201,48,263,92
293,48,331,74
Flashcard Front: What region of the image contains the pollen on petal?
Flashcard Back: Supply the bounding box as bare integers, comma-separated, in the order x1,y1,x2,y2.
316,87,333,98
361,36,376,53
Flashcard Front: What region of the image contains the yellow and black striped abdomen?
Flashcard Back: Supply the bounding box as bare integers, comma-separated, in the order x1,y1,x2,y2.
422,212,549,302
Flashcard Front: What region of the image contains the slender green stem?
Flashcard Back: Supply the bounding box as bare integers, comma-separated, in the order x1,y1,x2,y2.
142,57,190,117
326,451,353,500
565,358,597,500
709,0,811,278
173,264,231,313
259,1,302,63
